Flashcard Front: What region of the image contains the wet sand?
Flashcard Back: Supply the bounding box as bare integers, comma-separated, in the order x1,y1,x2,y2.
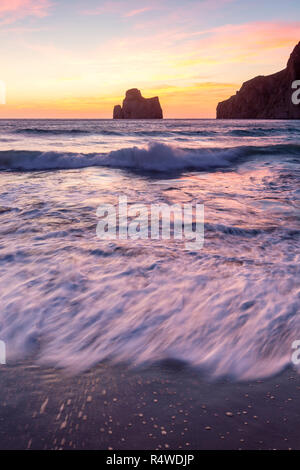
0,361,299,450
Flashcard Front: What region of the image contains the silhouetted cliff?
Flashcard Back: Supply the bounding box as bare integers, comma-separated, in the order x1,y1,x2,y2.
113,89,163,119
217,42,300,119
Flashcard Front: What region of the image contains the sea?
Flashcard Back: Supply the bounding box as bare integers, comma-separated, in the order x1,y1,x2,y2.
0,118,299,381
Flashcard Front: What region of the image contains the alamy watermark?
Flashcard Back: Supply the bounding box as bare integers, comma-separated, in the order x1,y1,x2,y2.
292,80,300,105
0,81,6,105
0,341,6,365
292,340,300,365
96,196,204,250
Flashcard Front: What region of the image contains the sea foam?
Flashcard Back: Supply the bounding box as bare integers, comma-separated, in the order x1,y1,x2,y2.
0,142,299,172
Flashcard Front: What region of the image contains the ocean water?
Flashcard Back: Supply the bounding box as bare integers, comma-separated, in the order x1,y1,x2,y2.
0,119,299,380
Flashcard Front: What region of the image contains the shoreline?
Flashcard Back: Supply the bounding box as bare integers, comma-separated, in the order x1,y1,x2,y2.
0,361,299,450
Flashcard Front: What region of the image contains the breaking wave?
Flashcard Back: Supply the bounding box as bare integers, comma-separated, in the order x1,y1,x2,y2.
0,142,299,172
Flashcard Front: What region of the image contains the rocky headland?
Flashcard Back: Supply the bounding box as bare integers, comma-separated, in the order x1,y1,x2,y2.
217,42,300,119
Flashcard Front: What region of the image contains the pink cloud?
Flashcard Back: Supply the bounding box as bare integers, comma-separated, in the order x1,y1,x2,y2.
194,21,300,61
82,1,125,16
124,7,152,17
82,1,155,17
0,0,53,24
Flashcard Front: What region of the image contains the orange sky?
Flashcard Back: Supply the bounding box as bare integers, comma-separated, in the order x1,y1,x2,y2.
0,0,300,118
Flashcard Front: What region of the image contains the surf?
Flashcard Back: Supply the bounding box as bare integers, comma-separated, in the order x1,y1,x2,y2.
0,142,299,172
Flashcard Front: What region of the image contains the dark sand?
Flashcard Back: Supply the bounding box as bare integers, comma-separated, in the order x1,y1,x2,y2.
0,361,299,450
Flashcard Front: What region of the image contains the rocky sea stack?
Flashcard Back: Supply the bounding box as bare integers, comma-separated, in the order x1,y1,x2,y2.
113,89,163,119
217,42,300,119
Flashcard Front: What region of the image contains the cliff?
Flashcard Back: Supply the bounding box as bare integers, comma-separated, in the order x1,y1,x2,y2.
217,42,300,119
113,89,163,119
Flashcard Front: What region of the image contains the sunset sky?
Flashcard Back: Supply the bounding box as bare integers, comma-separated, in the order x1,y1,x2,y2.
0,0,300,118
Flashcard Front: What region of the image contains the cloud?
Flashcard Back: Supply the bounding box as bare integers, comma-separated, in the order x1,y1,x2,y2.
208,21,300,50
82,1,126,16
124,7,152,17
188,21,300,70
0,0,53,24
82,1,155,17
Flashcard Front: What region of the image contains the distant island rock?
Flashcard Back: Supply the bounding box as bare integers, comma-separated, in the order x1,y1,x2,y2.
113,89,163,119
217,42,300,119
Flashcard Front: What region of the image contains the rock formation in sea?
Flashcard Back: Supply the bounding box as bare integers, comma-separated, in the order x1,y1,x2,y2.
217,42,300,119
113,89,163,119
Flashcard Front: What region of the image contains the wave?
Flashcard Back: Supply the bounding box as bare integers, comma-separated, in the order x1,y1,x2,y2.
132,130,218,137
0,142,299,172
229,128,270,137
1,244,299,379
228,127,300,137
12,126,298,138
14,128,127,137
13,128,219,137
14,128,90,136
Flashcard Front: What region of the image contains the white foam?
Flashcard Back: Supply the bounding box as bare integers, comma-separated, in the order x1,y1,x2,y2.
0,143,241,172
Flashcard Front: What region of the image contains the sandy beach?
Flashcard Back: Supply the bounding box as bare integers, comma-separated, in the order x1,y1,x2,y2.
0,361,299,450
